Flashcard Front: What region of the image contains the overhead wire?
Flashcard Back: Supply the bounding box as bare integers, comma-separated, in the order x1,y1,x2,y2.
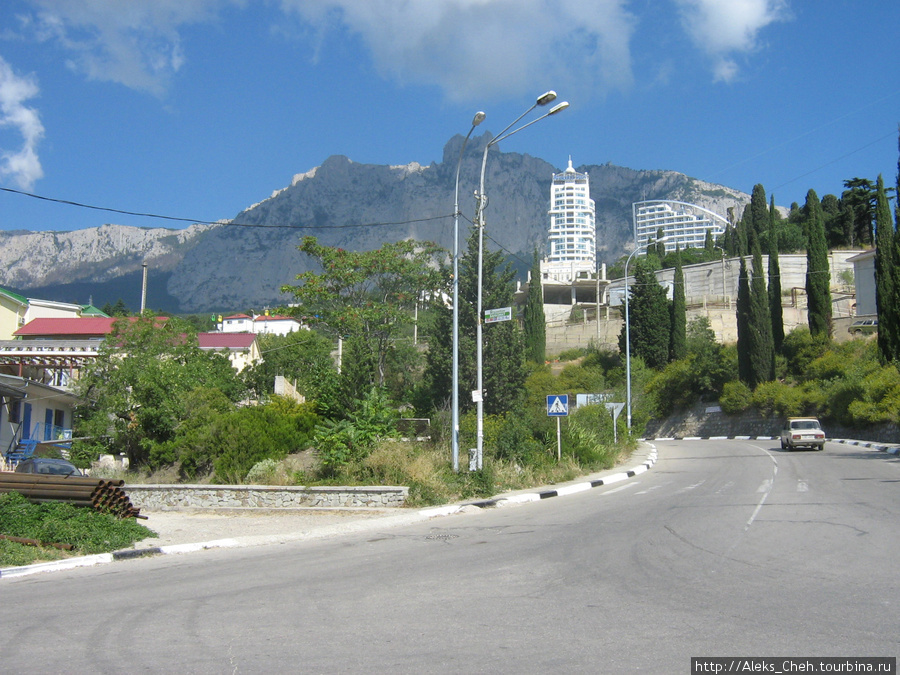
0,185,455,231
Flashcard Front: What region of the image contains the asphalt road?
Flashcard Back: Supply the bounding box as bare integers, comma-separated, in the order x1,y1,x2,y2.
2,439,897,673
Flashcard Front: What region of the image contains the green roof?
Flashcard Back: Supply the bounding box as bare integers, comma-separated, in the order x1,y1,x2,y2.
80,304,110,317
0,286,28,306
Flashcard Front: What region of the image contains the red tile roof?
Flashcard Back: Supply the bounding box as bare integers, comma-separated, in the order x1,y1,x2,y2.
14,317,118,337
198,333,257,349
14,316,167,338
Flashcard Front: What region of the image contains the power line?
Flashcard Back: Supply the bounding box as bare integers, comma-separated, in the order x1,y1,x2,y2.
0,185,455,231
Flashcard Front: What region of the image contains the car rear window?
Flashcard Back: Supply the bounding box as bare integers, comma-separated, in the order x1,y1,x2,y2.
791,420,820,430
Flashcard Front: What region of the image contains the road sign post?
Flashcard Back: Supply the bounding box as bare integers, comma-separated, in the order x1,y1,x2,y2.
547,395,569,461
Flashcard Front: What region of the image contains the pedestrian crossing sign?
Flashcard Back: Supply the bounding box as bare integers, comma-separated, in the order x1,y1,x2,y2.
547,395,569,416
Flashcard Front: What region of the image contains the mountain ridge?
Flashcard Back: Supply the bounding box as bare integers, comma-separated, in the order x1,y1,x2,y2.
0,134,752,313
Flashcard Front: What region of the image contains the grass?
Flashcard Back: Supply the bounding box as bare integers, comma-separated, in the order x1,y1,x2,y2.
0,492,156,568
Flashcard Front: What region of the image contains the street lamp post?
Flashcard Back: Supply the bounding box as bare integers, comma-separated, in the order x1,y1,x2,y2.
473,92,569,469
452,111,485,473
624,236,668,431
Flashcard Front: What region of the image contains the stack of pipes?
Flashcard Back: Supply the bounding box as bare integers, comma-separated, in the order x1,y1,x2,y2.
0,474,144,519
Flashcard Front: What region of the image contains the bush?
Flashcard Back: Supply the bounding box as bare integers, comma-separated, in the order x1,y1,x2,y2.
245,458,281,484
556,347,589,362
214,402,318,483
720,380,752,414
749,381,806,418
564,404,621,467
315,388,398,477
646,359,698,416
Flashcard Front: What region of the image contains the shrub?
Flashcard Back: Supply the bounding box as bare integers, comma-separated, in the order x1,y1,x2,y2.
556,347,589,362
213,402,319,483
750,381,806,418
564,404,620,467
245,458,281,484
720,380,752,414
646,358,698,416
315,388,398,477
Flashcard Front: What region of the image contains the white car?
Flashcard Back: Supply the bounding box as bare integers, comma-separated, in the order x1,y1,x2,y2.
780,417,826,450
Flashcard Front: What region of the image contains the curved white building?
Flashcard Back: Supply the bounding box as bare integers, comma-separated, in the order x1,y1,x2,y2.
633,200,728,253
542,158,596,282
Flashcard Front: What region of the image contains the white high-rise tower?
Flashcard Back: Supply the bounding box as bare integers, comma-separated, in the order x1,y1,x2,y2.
542,158,596,282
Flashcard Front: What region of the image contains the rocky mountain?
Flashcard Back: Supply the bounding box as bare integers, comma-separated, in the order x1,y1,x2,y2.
0,133,752,313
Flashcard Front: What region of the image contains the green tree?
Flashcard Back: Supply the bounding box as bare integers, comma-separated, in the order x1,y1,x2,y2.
768,195,785,352
842,177,877,245
423,227,527,417
736,258,752,385
874,174,899,363
281,237,444,389
670,247,687,361
619,259,670,370
101,299,129,317
523,248,546,364
821,193,844,248
73,316,246,467
749,242,775,386
749,183,768,247
804,190,832,339
241,329,338,407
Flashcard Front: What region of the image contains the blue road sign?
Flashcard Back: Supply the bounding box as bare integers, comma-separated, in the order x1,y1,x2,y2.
547,395,569,416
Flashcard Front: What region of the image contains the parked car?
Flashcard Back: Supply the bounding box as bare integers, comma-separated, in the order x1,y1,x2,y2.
14,457,83,476
848,318,877,335
780,417,826,450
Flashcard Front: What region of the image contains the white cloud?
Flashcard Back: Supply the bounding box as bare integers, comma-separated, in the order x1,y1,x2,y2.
0,56,44,189
21,0,237,95
278,0,637,102
675,0,788,82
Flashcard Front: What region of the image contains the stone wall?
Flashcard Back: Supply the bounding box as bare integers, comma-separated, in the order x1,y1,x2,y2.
127,484,408,511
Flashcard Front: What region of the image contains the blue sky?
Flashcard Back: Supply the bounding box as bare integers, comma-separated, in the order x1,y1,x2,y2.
1,0,898,234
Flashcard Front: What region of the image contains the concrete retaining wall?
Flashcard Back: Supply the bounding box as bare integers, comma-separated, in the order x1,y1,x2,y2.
126,484,408,511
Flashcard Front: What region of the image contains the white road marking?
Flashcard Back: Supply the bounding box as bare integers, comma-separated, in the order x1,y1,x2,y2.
677,480,706,493
601,483,638,496
745,447,778,532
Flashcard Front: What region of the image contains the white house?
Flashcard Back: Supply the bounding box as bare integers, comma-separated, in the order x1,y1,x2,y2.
848,250,876,316
198,332,262,373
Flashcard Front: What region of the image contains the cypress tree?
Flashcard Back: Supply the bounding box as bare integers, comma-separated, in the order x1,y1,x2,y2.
670,247,687,361
523,248,546,364
619,260,670,370
768,195,785,352
736,258,752,385
749,184,768,244
749,241,775,386
804,190,832,339
874,174,898,362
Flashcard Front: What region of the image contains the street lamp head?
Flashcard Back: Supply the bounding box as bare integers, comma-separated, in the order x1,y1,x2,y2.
536,90,557,106
548,101,569,115
472,111,486,126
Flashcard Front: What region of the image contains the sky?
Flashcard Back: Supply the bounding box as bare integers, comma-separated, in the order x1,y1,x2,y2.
0,0,898,235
